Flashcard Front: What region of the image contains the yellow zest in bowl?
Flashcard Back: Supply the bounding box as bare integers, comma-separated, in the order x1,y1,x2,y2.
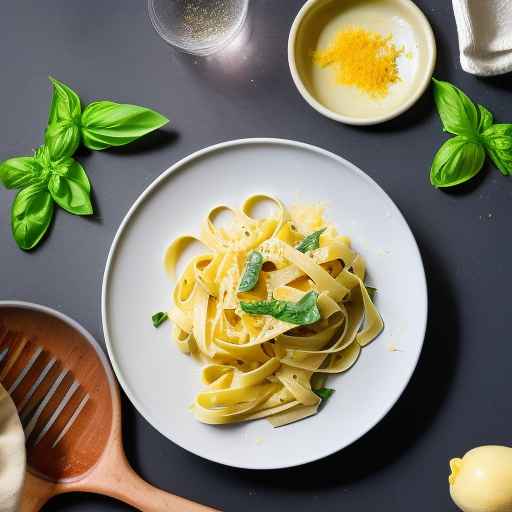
314,26,403,98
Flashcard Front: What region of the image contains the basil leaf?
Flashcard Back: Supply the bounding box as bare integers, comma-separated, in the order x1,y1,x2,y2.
240,290,320,325
53,157,91,193
45,121,81,160
46,78,82,159
48,159,92,215
313,387,335,401
477,104,493,133
296,228,326,253
432,78,479,136
311,372,328,390
430,136,486,188
152,312,168,328
481,124,512,176
238,251,264,292
365,286,377,301
48,77,81,124
81,101,169,150
0,157,44,189
11,183,54,250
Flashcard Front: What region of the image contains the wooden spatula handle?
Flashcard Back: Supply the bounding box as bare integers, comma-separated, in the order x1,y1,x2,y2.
95,461,216,512
20,472,56,512
80,444,218,512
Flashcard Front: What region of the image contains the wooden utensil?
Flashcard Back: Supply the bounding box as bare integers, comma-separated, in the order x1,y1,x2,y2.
0,302,217,512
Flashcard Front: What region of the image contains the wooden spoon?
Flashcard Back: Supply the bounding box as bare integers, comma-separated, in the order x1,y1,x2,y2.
0,301,217,512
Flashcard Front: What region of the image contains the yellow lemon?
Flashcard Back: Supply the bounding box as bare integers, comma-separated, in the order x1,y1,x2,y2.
449,446,512,512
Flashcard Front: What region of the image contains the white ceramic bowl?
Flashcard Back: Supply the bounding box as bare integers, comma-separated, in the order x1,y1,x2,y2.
102,138,428,469
288,0,437,125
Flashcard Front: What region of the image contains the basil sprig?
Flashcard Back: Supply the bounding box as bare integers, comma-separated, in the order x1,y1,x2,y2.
0,144,92,249
238,251,264,292
296,228,326,253
0,77,169,250
430,78,512,187
45,77,168,154
240,290,321,325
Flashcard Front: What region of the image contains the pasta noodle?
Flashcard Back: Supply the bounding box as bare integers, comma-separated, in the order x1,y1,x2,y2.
164,195,383,427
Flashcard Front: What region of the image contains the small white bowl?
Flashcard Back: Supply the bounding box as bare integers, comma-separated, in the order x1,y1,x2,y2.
288,0,436,125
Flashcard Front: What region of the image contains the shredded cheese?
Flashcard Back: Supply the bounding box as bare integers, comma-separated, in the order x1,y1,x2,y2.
314,26,404,98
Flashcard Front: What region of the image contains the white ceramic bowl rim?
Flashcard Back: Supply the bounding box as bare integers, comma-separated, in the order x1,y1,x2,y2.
287,0,437,125
101,138,428,469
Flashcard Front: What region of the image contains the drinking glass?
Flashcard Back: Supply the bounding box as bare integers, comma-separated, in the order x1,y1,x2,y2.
147,0,249,56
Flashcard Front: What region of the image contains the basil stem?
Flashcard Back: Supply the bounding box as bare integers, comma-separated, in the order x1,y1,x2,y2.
240,290,320,325
296,228,326,253
313,387,335,401
152,312,169,328
238,251,264,292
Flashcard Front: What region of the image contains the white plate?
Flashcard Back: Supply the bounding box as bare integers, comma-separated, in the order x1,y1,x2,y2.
102,138,427,469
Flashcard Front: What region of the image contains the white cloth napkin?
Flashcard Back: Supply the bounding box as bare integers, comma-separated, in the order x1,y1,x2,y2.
452,0,512,76
0,384,25,512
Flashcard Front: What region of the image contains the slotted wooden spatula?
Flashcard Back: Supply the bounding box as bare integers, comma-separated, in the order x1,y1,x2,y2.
0,301,217,512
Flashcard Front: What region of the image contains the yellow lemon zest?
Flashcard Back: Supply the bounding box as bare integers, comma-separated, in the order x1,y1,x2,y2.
314,26,404,98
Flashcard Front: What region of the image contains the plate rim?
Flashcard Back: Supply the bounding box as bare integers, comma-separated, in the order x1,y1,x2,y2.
101,137,428,469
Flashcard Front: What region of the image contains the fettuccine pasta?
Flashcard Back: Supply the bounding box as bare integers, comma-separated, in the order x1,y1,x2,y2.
164,195,383,427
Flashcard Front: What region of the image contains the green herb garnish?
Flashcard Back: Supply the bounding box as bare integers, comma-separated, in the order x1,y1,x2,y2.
1,145,92,250
432,77,480,137
481,124,512,176
11,182,54,250
430,136,485,188
430,78,512,187
240,290,320,325
238,251,264,292
152,312,169,328
311,372,328,390
365,286,377,301
80,100,169,151
0,77,169,250
296,228,326,253
313,387,335,401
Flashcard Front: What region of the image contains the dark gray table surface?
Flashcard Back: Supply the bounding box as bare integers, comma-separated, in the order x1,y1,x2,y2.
1,1,511,510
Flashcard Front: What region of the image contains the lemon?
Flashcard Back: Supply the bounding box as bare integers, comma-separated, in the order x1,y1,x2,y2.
449,446,512,512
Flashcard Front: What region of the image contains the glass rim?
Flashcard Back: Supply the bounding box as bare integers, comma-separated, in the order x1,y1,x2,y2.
146,0,249,56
